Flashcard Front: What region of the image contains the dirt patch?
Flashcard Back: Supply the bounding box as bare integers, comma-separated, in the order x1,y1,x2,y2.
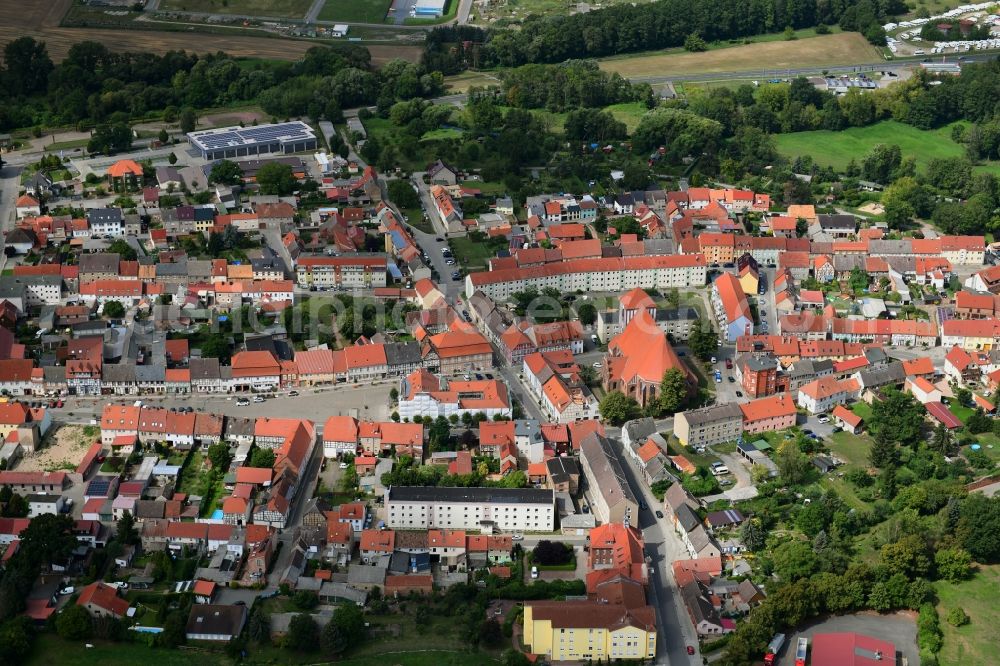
15,424,96,473
0,0,419,66
200,110,270,128
599,33,880,79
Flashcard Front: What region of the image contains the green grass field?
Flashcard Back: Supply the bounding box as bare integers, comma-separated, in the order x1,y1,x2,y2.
605,102,650,134
935,564,1000,665
318,0,391,23
774,120,1000,174
827,430,872,468
160,0,314,18
449,235,500,270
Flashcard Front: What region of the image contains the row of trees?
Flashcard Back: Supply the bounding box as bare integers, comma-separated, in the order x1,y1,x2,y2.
0,38,442,132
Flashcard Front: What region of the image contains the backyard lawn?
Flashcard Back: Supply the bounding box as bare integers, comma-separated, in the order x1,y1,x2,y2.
935,564,1000,666
827,431,872,468
177,450,225,517
448,235,504,271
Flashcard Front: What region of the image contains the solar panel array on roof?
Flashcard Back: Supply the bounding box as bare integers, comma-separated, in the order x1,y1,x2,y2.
86,478,112,496
188,121,316,151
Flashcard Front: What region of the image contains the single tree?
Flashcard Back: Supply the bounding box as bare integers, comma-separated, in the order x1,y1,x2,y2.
286,613,319,651
599,391,639,425
179,107,198,134
321,618,348,657
869,428,899,469
56,604,93,640
249,448,275,469
741,518,767,551
658,368,689,415
209,160,243,186
256,162,297,196
116,510,138,546
206,442,232,472
102,301,126,319
18,513,77,569
576,302,597,326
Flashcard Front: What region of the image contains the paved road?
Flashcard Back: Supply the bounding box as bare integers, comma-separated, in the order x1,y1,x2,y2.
0,163,22,270
304,0,325,23
606,432,703,665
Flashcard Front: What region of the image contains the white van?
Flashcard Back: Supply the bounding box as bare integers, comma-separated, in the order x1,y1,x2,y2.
530,566,539,579
711,466,730,476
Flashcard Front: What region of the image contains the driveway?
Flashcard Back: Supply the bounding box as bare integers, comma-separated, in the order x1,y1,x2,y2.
716,451,753,491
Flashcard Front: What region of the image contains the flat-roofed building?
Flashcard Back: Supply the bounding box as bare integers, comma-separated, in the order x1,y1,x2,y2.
187,121,317,161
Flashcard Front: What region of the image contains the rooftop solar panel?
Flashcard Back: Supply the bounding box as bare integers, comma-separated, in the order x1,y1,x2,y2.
187,121,316,152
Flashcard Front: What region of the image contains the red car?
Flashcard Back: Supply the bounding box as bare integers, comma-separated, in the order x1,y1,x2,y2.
687,646,696,655
725,359,733,369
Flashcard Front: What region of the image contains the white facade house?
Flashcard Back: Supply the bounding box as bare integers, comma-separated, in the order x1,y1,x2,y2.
27,494,65,517
87,208,124,237
396,369,511,421
386,486,555,531
795,377,858,414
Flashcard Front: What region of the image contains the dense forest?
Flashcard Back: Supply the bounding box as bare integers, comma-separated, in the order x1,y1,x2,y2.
0,37,443,132
423,0,906,72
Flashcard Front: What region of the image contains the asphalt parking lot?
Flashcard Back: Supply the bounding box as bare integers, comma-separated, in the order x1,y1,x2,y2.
778,612,919,666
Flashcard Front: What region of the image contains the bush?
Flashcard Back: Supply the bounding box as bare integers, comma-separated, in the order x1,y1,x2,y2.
531,540,572,566
917,603,943,655
946,607,969,626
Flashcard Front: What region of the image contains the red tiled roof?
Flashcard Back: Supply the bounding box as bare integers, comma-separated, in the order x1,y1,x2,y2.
77,582,129,617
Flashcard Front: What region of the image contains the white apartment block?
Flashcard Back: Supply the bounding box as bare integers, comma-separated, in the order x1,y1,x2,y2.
386,486,555,532
465,256,707,301
295,256,389,289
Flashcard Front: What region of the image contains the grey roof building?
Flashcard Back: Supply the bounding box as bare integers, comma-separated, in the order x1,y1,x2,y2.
579,433,639,525
79,253,120,277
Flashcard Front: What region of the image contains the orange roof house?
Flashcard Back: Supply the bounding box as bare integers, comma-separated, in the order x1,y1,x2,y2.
107,160,143,179
587,523,646,586
77,582,129,618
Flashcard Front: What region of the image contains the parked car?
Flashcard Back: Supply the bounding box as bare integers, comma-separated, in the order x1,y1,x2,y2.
531,566,539,579
710,356,717,364
288,390,299,397
736,391,743,397
725,358,733,369
817,415,830,424
236,398,250,406
339,462,349,469
687,646,696,655
655,510,664,519
253,396,265,403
